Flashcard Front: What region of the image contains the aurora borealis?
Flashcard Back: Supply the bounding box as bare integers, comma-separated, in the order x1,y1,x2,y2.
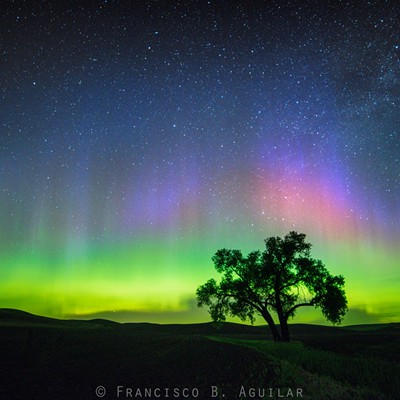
1,1,399,325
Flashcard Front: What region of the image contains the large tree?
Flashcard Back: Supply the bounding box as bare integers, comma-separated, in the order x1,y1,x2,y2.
196,231,348,341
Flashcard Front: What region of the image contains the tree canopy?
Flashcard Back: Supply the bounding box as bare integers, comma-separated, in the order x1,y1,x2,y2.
196,231,348,341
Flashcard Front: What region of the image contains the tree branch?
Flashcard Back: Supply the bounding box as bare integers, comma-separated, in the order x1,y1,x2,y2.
220,291,263,314
230,265,245,281
280,276,302,291
285,302,314,318
264,299,275,308
225,264,267,313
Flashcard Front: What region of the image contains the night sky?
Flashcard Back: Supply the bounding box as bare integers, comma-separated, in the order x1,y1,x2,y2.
1,0,399,324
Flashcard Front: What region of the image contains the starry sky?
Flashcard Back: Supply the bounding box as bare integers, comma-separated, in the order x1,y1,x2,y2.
1,0,399,325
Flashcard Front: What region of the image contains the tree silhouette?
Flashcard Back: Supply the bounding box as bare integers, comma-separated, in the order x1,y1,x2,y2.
196,231,348,341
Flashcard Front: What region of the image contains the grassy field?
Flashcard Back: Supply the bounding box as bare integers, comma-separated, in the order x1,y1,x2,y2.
0,309,398,400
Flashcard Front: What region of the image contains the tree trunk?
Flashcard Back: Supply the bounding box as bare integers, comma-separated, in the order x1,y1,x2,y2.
274,292,290,341
261,309,281,341
280,318,290,342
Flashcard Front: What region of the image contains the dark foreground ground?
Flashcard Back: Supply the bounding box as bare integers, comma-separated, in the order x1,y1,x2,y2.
0,309,399,400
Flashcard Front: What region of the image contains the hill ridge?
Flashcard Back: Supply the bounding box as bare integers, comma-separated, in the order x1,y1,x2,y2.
0,308,398,334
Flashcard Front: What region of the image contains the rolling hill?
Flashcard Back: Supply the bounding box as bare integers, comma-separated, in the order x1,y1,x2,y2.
0,309,399,400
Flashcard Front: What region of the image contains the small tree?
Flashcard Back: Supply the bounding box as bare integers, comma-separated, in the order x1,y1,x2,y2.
196,231,348,341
